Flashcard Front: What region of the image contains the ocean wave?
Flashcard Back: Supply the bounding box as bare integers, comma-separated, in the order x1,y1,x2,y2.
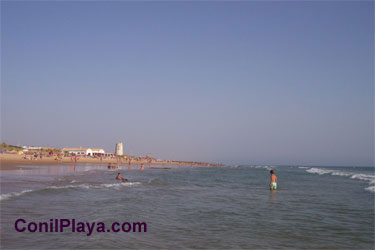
48,182,141,190
48,184,91,190
365,186,375,193
253,166,276,171
350,174,375,184
99,182,141,188
298,167,309,169
306,168,375,193
306,168,332,175
0,189,34,201
0,182,141,201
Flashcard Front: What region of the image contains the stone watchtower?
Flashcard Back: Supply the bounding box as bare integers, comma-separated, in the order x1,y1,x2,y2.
115,142,123,156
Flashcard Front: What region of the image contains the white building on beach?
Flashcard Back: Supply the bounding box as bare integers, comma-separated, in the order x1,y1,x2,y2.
62,147,105,156
22,146,42,150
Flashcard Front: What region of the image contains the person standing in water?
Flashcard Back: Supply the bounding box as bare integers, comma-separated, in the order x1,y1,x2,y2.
270,170,277,190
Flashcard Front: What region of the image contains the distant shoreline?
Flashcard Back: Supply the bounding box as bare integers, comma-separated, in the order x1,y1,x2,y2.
0,153,224,170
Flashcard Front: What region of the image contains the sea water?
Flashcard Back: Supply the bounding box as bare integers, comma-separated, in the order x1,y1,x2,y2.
0,164,374,249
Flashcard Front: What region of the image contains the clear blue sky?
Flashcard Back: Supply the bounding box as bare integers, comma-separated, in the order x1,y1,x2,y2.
1,1,373,166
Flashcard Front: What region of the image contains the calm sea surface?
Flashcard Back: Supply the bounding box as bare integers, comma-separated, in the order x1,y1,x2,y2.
0,164,374,249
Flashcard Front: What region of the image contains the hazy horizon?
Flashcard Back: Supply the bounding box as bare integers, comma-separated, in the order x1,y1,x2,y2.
1,1,374,166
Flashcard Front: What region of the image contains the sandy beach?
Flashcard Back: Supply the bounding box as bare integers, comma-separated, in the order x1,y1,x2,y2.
0,153,222,170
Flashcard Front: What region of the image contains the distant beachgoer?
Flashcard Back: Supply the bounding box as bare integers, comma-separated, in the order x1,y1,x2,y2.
108,163,117,169
140,164,144,171
115,173,128,182
270,170,277,190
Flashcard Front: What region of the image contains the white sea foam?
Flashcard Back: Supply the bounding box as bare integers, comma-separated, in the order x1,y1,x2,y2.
365,186,375,193
298,167,309,169
0,182,141,201
48,184,91,189
0,189,34,201
306,168,332,175
306,168,375,193
254,165,275,171
99,182,141,189
350,174,375,183
331,172,352,177
48,182,141,190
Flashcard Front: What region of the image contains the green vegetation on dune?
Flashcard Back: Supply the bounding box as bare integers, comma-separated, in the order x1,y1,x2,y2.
0,142,23,151
0,142,60,153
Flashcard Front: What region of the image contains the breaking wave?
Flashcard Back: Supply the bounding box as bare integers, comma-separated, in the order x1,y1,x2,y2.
252,165,276,171
0,182,141,201
365,186,375,192
0,189,34,201
48,182,141,190
306,168,375,193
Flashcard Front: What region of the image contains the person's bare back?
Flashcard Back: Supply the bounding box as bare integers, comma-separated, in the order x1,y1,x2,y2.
116,173,128,182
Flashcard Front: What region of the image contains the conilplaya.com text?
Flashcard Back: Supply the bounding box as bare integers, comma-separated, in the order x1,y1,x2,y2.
15,218,147,236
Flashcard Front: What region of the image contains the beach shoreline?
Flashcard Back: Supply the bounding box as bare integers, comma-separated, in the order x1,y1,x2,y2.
0,153,223,170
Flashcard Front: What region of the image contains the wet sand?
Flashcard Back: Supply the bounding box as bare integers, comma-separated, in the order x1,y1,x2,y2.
0,162,32,171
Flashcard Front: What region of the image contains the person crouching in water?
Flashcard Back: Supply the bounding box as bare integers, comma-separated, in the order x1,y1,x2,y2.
116,173,128,182
270,170,277,190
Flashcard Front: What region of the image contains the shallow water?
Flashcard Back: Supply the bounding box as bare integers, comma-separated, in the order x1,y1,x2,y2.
0,164,374,249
